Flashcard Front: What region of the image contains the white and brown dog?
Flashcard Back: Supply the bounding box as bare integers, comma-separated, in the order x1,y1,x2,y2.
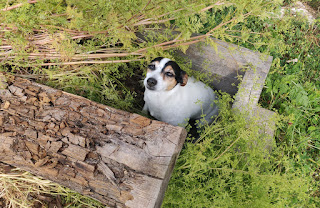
143,57,219,126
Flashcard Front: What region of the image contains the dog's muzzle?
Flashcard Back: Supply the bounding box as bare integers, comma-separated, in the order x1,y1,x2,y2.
146,78,157,90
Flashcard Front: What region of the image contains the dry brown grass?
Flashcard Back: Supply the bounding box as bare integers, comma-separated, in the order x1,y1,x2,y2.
0,163,103,208
0,1,230,67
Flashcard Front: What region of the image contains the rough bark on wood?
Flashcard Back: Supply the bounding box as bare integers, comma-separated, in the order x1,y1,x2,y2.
0,73,187,208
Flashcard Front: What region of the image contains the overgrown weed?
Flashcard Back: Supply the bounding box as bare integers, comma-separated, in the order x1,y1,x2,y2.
0,0,320,207
163,92,317,207
164,3,320,208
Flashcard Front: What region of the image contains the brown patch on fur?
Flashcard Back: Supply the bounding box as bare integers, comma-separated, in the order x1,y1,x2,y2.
180,73,188,86
162,65,177,90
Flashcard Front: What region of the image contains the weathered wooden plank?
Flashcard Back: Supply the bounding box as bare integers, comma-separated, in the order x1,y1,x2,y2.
0,73,187,208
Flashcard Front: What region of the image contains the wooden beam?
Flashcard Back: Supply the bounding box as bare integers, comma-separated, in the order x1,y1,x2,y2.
0,73,187,208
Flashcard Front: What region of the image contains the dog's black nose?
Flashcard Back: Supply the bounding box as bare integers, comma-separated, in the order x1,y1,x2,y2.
147,78,157,87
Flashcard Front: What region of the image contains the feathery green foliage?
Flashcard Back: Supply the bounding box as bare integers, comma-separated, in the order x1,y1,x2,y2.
164,3,320,208
0,0,283,111
1,0,320,207
163,93,314,207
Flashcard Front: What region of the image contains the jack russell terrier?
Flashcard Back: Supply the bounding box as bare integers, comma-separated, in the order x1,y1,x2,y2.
143,57,219,126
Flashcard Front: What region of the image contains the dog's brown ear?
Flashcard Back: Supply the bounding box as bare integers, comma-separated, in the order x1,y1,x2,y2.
180,72,188,86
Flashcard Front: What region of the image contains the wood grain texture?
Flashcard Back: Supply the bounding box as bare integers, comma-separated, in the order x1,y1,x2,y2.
0,73,187,208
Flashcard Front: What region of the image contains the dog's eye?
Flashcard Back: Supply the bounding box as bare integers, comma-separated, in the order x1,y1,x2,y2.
165,72,174,77
148,64,155,70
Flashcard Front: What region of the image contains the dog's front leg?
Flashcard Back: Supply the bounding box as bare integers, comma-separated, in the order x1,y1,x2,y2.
142,103,148,114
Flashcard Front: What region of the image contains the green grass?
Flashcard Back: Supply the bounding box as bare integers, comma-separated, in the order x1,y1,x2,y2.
1,0,320,207
163,5,320,208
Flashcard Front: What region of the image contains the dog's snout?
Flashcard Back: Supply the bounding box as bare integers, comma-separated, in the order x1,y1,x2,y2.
147,78,157,87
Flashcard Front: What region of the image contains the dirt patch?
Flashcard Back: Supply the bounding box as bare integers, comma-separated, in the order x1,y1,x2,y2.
281,1,319,22
307,0,320,15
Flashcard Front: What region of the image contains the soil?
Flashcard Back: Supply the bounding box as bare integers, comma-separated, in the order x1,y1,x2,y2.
120,72,146,111
307,1,320,14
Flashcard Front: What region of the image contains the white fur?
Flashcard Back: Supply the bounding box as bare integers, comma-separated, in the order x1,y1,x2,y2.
143,59,219,126
143,58,171,91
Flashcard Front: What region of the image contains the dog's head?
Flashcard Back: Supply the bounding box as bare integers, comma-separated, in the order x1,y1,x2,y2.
144,57,188,91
